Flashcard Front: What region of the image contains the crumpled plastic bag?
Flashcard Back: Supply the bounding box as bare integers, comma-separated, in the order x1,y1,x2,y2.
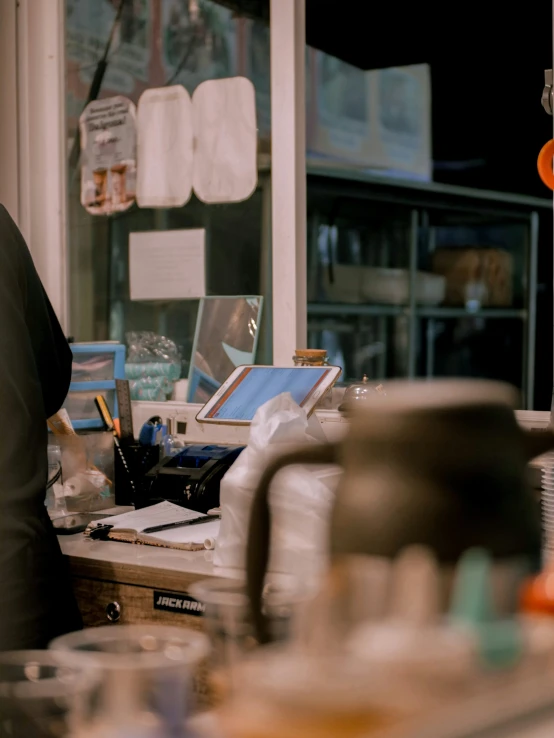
125,331,181,400
214,392,341,579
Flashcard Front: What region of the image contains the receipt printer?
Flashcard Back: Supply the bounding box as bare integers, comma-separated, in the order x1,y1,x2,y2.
137,445,245,514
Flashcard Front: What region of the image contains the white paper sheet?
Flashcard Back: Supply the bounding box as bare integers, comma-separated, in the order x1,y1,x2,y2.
90,501,201,532
192,77,258,204
136,85,193,208
129,229,206,301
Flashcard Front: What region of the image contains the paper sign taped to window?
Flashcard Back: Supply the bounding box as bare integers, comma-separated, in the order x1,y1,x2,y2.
129,229,206,301
80,95,137,215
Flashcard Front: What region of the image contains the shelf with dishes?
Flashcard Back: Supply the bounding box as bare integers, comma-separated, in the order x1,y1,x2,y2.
306,172,540,406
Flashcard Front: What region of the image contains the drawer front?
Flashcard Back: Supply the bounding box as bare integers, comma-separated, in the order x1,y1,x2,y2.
71,353,116,382
64,388,116,422
72,577,204,631
72,576,213,708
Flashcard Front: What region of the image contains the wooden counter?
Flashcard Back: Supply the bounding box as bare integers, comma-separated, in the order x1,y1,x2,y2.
59,534,240,630
59,534,248,710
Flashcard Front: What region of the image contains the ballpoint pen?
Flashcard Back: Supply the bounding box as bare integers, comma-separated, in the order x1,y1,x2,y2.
143,514,220,534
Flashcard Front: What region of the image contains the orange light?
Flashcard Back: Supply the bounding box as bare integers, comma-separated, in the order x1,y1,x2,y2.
537,139,554,189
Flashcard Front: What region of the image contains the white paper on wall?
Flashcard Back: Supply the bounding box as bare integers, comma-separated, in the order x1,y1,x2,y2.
192,77,258,204
129,229,205,301
136,85,194,208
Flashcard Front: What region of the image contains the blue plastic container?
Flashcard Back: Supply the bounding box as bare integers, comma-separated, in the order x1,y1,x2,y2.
64,343,126,430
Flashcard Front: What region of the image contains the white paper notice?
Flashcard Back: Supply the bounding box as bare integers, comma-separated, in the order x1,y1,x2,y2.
129,229,206,301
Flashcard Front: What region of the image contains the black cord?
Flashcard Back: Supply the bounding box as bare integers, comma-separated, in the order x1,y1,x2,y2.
46,463,62,490
68,0,127,177
164,34,199,87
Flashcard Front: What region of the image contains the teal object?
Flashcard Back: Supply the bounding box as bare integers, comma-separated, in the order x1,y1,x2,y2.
129,375,173,400
450,548,523,670
125,361,181,380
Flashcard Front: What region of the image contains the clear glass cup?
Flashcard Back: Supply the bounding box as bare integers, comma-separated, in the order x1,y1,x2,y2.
49,624,209,737
0,650,99,737
188,576,305,703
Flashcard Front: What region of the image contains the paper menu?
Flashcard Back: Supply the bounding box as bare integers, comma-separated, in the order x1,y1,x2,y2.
90,501,203,532
129,228,205,301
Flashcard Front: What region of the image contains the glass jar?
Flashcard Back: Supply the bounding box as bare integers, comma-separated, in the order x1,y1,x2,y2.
338,376,386,416
292,349,329,366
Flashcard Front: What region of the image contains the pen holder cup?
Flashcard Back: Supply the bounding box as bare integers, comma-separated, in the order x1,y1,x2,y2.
114,443,160,506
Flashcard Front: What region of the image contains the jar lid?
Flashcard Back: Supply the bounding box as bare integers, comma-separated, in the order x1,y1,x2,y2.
339,376,384,415
294,349,328,358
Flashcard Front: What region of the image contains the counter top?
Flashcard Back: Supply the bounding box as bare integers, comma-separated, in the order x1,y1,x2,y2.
58,533,286,588
59,533,223,578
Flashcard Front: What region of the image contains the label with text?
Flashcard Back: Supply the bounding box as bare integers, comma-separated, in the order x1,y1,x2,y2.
153,591,205,617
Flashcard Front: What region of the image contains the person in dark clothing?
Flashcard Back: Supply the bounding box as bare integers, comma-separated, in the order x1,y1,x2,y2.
0,205,82,650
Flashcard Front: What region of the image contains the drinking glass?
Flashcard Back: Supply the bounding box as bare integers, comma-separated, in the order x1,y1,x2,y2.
0,650,99,738
50,624,209,737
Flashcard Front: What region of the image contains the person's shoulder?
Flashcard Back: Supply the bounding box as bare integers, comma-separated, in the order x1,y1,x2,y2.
0,204,13,220
0,205,30,282
0,204,20,235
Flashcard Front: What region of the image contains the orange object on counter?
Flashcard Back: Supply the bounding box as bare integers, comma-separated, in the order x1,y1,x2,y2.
520,569,554,615
537,139,554,190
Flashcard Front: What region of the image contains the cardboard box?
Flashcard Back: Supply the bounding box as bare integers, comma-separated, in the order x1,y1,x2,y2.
310,52,373,164
239,19,431,181
432,248,513,307
309,58,432,181
368,64,432,180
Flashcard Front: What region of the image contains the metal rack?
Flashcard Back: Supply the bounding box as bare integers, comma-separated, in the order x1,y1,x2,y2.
305,164,549,408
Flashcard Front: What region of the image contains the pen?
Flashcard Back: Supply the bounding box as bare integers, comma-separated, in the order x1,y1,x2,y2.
143,514,220,534
95,395,135,494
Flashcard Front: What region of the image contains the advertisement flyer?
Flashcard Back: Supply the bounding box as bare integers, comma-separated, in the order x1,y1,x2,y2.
80,95,137,215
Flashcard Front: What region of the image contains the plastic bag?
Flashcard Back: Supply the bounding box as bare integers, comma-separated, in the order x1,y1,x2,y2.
125,331,181,400
215,393,342,579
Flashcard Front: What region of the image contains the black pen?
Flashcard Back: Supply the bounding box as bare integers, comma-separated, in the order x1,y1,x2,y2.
143,514,220,534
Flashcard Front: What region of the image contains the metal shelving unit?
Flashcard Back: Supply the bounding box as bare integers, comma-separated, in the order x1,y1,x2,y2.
308,303,527,320
305,166,549,408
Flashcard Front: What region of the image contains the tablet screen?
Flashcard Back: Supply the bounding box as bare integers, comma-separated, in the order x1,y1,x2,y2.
204,367,333,421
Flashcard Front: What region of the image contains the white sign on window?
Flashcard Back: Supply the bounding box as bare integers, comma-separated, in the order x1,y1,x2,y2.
129,229,206,301
136,77,257,207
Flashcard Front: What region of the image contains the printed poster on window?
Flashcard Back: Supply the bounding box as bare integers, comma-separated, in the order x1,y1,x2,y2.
80,95,137,215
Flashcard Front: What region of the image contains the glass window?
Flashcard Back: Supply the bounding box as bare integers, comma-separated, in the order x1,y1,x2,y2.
65,0,272,399
303,5,550,408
